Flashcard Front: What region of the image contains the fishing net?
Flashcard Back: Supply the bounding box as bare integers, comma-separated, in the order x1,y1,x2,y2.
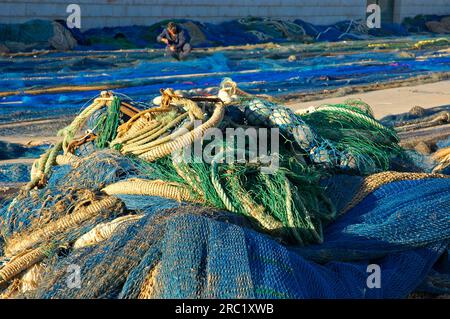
0,20,54,44
0,163,31,183
298,177,450,263
0,78,449,298
7,15,446,53
8,181,450,298
0,20,76,52
300,100,404,173
379,105,450,174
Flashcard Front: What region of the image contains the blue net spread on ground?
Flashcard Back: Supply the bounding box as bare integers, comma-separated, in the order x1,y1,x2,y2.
2,39,450,122
0,163,31,183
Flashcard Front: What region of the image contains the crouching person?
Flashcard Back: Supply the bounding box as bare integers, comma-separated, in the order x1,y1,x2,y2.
157,22,191,61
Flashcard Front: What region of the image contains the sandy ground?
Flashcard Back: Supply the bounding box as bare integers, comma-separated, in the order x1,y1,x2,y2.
287,80,450,119
0,135,61,146
0,158,36,164
0,117,72,140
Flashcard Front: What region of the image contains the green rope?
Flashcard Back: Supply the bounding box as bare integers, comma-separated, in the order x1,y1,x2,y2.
301,102,405,174
316,105,390,133
95,96,121,149
132,135,336,245
210,151,239,213
44,141,63,175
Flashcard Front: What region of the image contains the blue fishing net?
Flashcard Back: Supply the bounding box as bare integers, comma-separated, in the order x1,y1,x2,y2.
46,150,139,190
0,141,48,161
2,49,449,125
9,171,449,299
17,202,446,298
0,163,31,183
297,178,450,263
0,20,54,44
142,214,445,298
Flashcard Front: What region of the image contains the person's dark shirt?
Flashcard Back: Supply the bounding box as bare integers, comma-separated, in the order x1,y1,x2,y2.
157,27,191,50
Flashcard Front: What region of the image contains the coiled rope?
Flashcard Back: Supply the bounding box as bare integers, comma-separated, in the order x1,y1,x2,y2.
102,178,204,203
139,103,225,162
5,195,123,257
0,246,50,285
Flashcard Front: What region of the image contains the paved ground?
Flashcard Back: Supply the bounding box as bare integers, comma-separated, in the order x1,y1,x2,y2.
287,80,450,119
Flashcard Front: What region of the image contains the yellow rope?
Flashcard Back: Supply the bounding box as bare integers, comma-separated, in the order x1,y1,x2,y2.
414,38,450,49
117,105,172,135
113,120,162,147
73,214,143,249
432,147,450,173
121,112,189,154
124,122,194,156
130,120,195,154
139,103,224,162
102,178,204,203
117,121,163,145
0,84,124,98
5,195,122,257
116,116,151,140
432,147,450,162
0,246,48,285
0,279,21,299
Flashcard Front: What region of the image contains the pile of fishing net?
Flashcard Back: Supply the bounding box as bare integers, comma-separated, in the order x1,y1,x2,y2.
80,17,312,50
380,105,450,174
425,17,450,34
4,16,450,53
0,20,77,53
403,14,450,33
0,17,413,53
0,79,449,298
79,17,411,50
